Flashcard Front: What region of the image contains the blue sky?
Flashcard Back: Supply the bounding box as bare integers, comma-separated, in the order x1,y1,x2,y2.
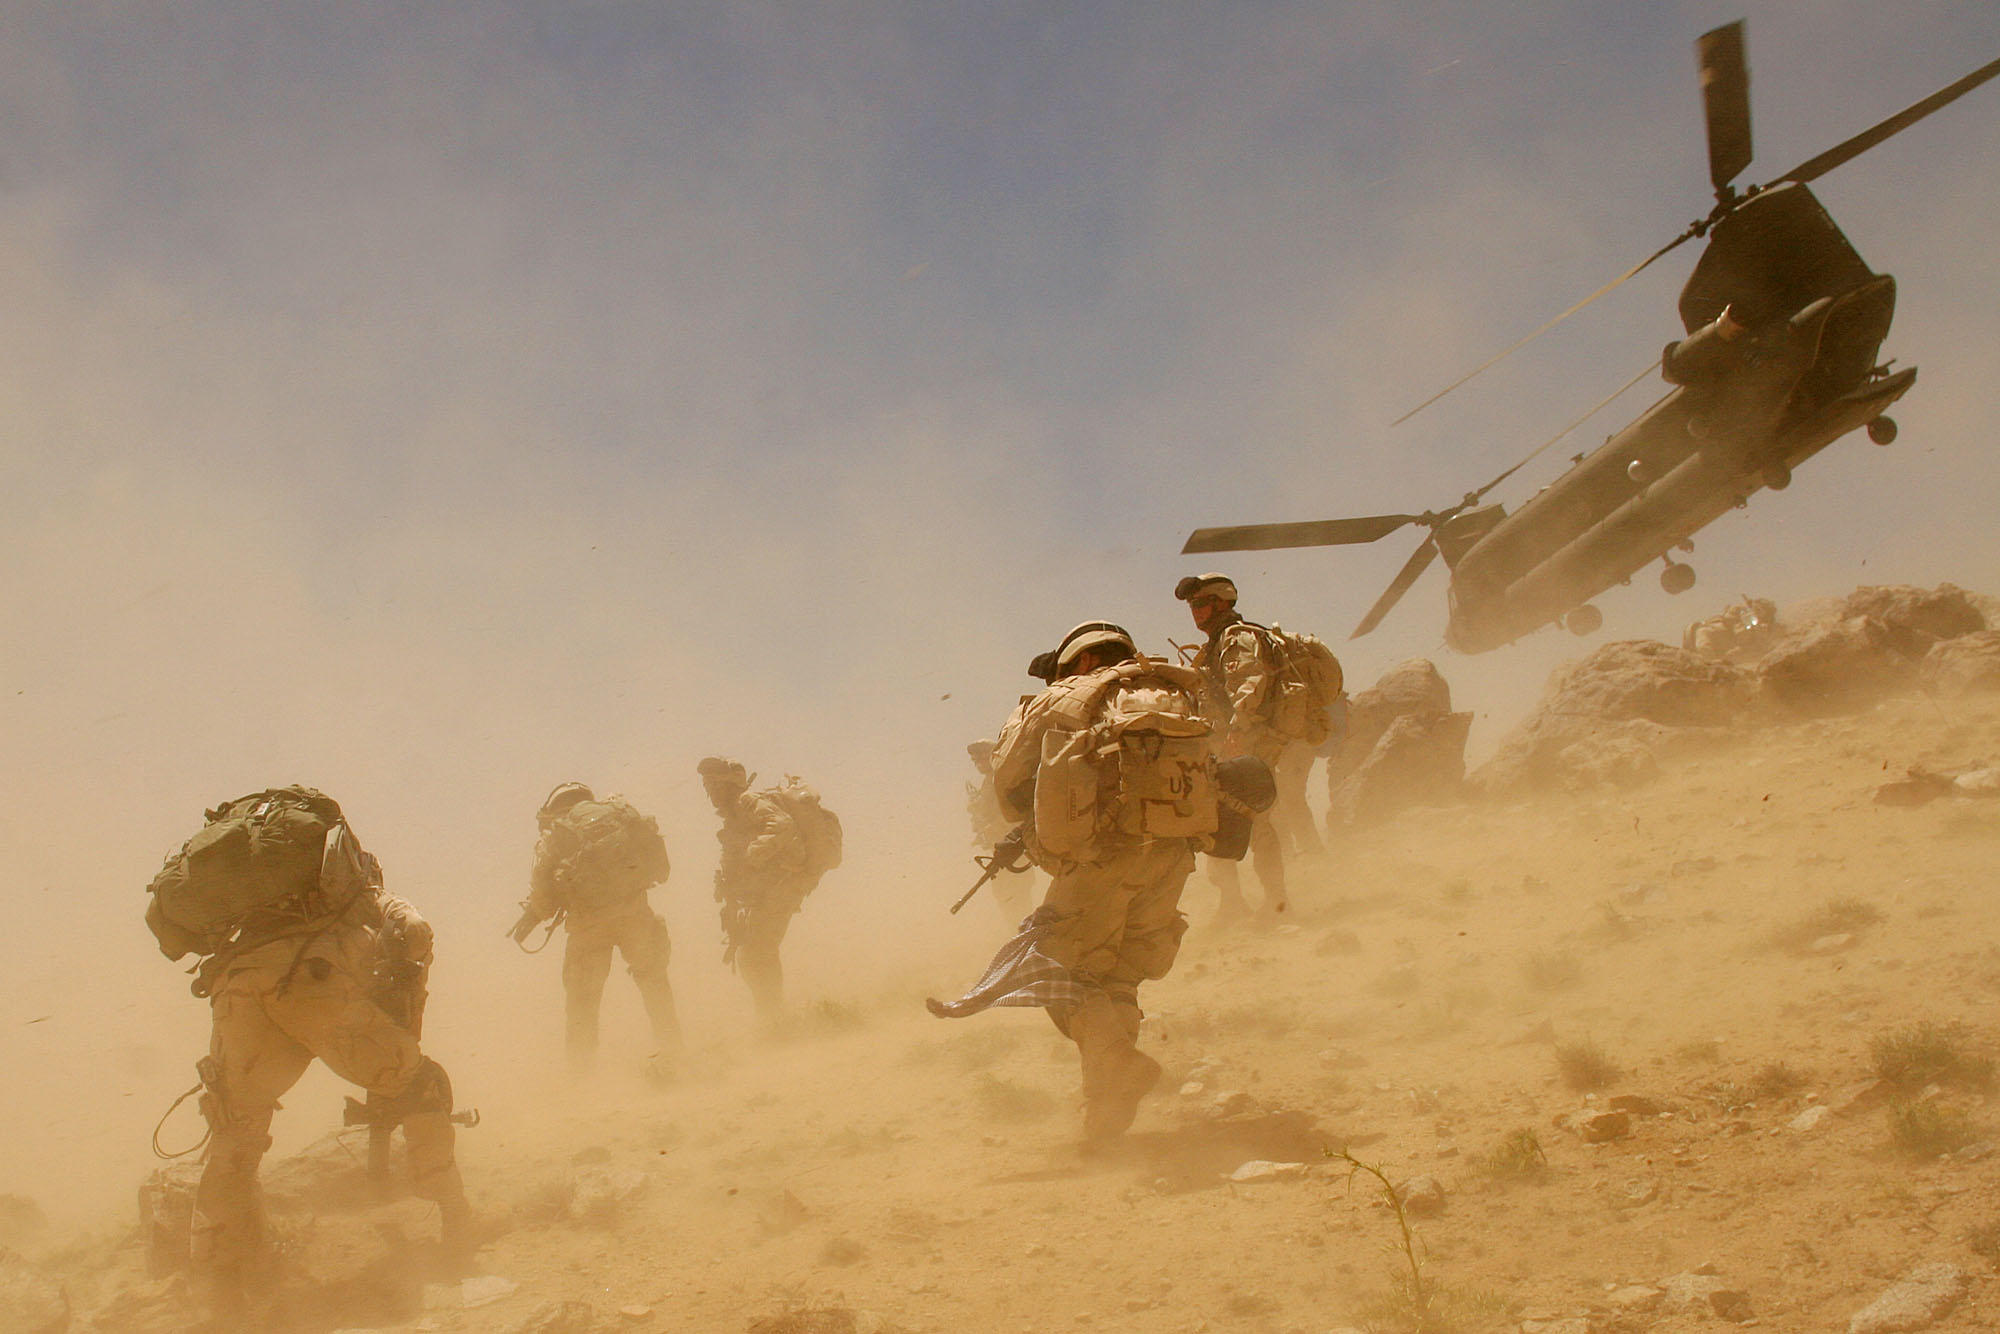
4,0,1999,920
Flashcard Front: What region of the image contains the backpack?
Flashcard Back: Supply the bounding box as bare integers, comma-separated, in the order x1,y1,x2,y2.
549,798,671,911
145,787,349,961
1035,659,1219,860
1247,622,1346,747
769,778,843,881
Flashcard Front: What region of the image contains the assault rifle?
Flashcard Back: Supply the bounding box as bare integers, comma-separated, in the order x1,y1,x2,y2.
949,828,1030,915
507,900,564,953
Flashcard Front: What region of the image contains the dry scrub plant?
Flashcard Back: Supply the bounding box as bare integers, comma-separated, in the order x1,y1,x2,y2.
1333,1149,1507,1334
1769,896,1883,952
1479,1127,1548,1183
1520,949,1582,992
1555,1039,1620,1092
1872,1020,1994,1091
1888,1100,1984,1158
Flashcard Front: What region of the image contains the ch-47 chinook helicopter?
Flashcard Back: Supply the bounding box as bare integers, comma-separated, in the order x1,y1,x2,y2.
1183,21,2000,655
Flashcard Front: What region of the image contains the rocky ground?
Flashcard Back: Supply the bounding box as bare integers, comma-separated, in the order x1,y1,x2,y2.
8,619,2000,1333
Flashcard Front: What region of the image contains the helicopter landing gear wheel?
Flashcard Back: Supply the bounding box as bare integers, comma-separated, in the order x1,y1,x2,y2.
1565,605,1603,636
1660,560,1696,595
1867,415,1898,445
1763,463,1791,490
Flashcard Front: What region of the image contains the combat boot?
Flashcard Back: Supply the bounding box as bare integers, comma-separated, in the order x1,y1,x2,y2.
1069,995,1161,1144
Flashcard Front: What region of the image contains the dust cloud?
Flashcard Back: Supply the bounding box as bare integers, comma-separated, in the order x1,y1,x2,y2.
4,3,2000,1330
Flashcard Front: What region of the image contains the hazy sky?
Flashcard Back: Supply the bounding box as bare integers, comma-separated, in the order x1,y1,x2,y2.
3,1,1999,1205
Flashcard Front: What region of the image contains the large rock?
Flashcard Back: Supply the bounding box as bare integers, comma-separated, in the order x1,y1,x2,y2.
1331,710,1471,825
0,1252,69,1334
1757,615,1915,713
1329,659,1454,785
1471,641,1751,794
1921,630,2000,696
1840,584,1986,653
1846,1262,1966,1334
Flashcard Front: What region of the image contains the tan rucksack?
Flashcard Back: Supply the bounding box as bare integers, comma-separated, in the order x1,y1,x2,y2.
767,778,843,882
145,786,349,961
1245,622,1346,747
549,797,671,911
1034,659,1219,860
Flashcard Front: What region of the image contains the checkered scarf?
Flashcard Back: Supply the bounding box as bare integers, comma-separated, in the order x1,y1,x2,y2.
926,905,1090,1018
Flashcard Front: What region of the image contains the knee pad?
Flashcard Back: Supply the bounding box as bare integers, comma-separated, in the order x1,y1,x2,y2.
403,1057,454,1117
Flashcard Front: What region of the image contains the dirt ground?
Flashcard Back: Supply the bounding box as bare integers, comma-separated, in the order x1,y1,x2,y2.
18,687,2000,1333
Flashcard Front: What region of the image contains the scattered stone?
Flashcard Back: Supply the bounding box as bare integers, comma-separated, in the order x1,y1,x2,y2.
1606,1094,1666,1117
1955,766,2000,796
0,1253,68,1334
1228,1160,1307,1183
1829,1079,1891,1117
1659,1271,1752,1321
1790,1105,1832,1132
1570,1110,1631,1144
1622,1179,1659,1206
1395,1175,1446,1216
505,1301,600,1334
1209,1091,1260,1119
1846,1262,1966,1334
569,1167,648,1223
620,1307,654,1321
1607,1285,1663,1311
819,1235,866,1266
428,1275,520,1310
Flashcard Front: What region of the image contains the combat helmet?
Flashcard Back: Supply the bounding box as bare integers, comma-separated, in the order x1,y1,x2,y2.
697,756,749,786
1030,620,1137,682
1173,573,1238,604
537,781,594,828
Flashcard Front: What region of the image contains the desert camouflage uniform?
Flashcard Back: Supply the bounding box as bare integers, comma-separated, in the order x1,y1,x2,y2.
523,802,679,1071
1191,612,1290,913
191,855,467,1292
991,663,1199,1140
714,789,813,1022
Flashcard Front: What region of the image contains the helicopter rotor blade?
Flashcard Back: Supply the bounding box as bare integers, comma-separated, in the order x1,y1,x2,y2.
1698,22,1753,194
1775,51,2000,187
1351,537,1439,639
1389,227,1697,428
1181,514,1424,554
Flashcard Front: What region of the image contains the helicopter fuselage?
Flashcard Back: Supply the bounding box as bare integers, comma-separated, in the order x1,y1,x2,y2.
1440,184,1913,653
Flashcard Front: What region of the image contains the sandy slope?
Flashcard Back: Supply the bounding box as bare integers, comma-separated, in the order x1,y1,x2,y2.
28,689,2000,1333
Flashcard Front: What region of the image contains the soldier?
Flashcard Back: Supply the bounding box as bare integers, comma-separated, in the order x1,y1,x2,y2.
1175,573,1290,919
699,757,837,1026
147,788,473,1312
980,622,1210,1143
509,782,679,1079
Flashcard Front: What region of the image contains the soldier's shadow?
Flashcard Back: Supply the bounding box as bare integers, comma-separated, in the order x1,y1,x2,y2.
987,1109,1382,1190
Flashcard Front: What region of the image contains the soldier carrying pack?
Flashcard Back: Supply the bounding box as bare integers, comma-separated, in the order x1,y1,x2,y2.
145,786,355,964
